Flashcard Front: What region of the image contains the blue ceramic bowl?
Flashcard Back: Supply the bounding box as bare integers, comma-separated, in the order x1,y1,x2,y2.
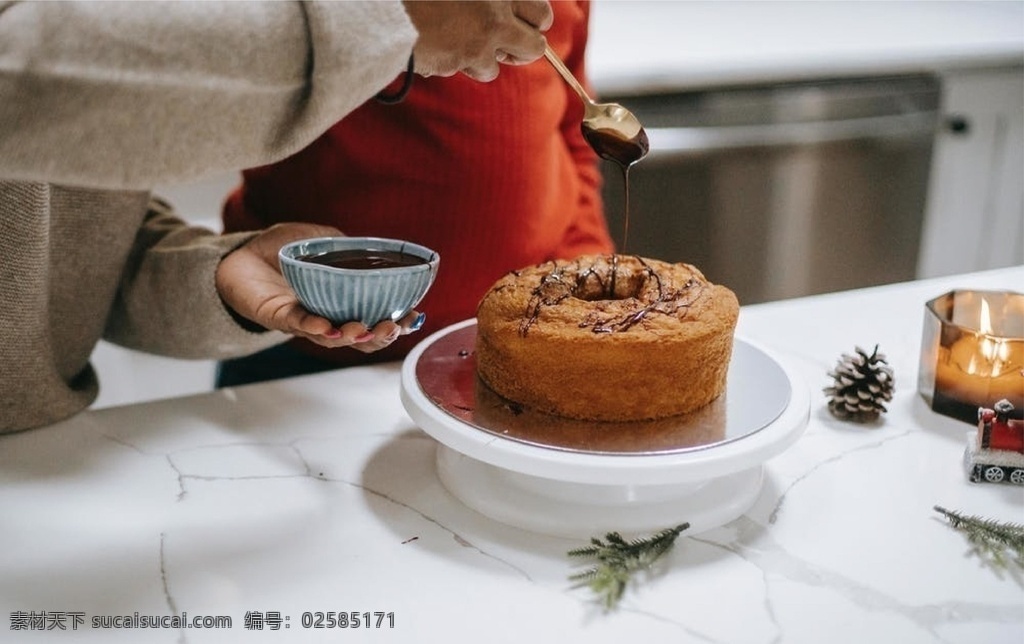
279,237,439,326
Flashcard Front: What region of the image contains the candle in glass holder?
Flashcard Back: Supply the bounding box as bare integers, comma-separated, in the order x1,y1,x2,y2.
919,290,1024,424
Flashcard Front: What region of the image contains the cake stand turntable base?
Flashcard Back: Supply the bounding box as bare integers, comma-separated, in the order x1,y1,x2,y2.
401,319,809,539
437,446,764,538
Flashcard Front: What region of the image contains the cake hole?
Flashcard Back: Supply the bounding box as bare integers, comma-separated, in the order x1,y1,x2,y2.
573,271,646,302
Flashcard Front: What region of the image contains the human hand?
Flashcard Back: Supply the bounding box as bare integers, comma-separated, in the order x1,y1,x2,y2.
215,223,425,351
401,0,552,81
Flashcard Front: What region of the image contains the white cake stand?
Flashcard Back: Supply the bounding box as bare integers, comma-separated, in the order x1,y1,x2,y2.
400,319,809,539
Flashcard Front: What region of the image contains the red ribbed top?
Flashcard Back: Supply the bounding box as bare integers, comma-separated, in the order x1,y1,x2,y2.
222,0,614,366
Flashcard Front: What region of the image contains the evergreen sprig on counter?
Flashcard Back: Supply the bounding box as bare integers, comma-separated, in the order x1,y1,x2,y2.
934,506,1024,569
568,523,689,610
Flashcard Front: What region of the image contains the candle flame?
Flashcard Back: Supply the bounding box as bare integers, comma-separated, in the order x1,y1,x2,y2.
973,297,1009,377
979,298,993,334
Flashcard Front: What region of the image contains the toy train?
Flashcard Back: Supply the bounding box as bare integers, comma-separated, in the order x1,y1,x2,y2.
965,399,1024,485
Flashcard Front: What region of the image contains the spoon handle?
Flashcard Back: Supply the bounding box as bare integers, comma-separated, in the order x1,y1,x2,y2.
543,45,593,105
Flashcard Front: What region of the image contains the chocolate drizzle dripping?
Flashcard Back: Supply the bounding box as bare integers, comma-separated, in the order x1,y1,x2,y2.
517,255,706,337
519,261,571,336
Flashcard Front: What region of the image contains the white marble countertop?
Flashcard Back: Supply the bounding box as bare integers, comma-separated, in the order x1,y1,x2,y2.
587,0,1024,95
2,266,1023,643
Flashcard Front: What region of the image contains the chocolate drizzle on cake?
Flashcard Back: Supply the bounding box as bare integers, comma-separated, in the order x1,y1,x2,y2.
518,255,706,336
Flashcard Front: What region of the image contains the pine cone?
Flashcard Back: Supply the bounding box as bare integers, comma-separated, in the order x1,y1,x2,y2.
824,345,895,422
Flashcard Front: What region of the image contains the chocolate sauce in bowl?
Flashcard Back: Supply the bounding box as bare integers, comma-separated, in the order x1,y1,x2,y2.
297,249,426,270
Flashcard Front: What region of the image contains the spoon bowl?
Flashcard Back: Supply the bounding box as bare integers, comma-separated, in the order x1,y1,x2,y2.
544,46,649,166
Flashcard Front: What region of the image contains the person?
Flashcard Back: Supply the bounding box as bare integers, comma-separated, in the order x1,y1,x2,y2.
216,0,614,387
0,0,554,433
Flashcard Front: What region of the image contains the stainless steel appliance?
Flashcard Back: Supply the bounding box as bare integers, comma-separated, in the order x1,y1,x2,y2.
600,75,940,304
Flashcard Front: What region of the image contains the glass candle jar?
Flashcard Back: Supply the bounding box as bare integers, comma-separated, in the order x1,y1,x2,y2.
918,290,1024,424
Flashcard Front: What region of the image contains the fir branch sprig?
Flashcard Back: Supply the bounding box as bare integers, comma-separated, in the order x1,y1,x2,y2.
934,506,1024,569
568,523,689,610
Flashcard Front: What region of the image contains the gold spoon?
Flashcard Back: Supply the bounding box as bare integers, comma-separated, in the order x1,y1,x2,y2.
544,45,649,167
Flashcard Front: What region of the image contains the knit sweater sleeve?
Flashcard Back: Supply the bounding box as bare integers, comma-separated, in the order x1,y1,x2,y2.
101,196,286,359
0,0,416,189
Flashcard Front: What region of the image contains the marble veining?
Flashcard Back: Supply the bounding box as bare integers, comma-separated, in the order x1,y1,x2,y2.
1,267,1021,643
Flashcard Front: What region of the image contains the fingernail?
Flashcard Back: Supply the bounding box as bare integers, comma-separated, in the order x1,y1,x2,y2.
353,332,375,343
324,328,342,339
409,312,427,332
386,330,401,343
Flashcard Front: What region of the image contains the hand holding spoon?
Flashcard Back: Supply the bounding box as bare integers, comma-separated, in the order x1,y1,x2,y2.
543,45,649,167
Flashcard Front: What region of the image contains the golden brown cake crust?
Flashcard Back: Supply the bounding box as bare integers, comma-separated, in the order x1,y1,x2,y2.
474,254,740,422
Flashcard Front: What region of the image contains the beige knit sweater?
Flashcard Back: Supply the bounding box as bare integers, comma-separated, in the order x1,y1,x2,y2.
0,0,417,432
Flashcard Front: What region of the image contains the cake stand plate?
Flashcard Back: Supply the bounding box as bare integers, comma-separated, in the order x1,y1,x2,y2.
400,319,809,538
